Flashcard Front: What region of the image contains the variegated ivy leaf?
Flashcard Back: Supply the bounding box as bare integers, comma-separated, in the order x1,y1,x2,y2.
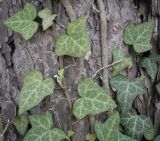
124,21,154,53
73,78,117,119
141,55,160,80
19,70,54,114
95,112,137,141
24,111,68,141
121,112,153,140
38,8,56,30
154,135,160,141
4,3,38,40
109,75,144,113
112,49,132,75
13,114,29,135
55,18,91,57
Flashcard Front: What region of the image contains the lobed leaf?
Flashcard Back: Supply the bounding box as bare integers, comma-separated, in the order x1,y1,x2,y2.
13,114,29,135
19,70,54,114
73,78,116,119
4,3,38,40
112,48,132,75
55,18,91,57
24,111,68,141
38,8,56,30
121,112,153,140
124,21,154,53
95,112,137,141
141,55,160,80
109,75,145,113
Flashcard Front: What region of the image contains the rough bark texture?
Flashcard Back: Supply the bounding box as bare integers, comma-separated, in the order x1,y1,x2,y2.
0,0,159,141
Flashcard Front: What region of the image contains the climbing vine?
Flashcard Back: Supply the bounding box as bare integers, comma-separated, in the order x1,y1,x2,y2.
3,2,160,141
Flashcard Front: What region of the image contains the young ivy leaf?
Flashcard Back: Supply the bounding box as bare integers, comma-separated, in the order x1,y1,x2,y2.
24,111,68,141
19,70,54,114
144,128,154,141
95,112,137,141
141,55,160,80
4,3,38,40
13,114,29,135
73,78,116,119
109,75,144,113
86,133,96,141
121,112,154,140
112,49,132,75
124,21,154,53
38,8,56,30
55,18,91,57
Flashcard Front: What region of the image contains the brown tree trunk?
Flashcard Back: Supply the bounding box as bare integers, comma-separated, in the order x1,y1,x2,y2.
0,0,159,141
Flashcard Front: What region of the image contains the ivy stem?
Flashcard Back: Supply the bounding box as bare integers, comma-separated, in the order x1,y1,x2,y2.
59,0,77,134
92,60,123,78
1,119,10,136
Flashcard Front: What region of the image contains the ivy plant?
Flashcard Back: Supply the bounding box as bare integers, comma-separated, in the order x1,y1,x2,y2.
124,21,154,53
13,114,29,135
4,3,38,40
19,70,54,114
24,111,68,141
73,78,117,119
95,112,137,141
112,48,132,75
109,75,145,113
4,3,160,141
38,8,56,30
141,55,160,80
55,18,91,57
121,112,153,140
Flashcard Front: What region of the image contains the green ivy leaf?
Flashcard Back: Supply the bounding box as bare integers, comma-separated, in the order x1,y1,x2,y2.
19,70,54,114
124,21,154,53
73,78,116,119
144,128,154,141
24,111,68,141
13,114,29,135
154,135,160,141
4,3,38,40
112,49,132,75
109,75,144,113
121,112,153,140
67,130,74,138
141,55,160,80
86,133,96,141
95,112,137,141
38,8,56,30
55,18,91,57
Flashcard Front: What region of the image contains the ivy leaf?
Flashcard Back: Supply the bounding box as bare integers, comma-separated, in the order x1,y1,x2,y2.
24,111,68,141
124,21,154,53
141,55,160,80
95,112,137,141
112,49,132,75
55,18,91,57
73,78,116,119
109,75,144,113
38,8,56,30
4,3,38,40
154,135,160,141
19,70,54,114
86,133,96,141
121,112,153,140
13,115,29,135
144,128,154,141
